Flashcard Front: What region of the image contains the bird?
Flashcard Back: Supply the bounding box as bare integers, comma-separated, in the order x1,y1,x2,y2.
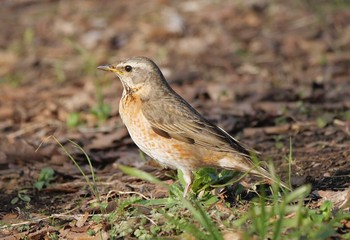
97,56,287,197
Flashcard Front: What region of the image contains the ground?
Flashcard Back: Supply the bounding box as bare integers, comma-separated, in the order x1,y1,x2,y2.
0,0,349,239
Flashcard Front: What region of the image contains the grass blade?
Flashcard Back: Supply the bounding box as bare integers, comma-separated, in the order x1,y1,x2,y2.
118,164,169,189
182,199,223,240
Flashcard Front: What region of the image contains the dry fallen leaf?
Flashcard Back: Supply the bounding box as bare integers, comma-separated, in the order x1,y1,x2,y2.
318,188,350,210
87,127,128,150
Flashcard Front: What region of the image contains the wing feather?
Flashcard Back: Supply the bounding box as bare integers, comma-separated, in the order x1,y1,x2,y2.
142,97,250,157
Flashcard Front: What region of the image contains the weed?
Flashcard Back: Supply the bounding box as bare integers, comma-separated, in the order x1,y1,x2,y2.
182,199,223,240
87,229,96,236
119,165,169,189
234,185,311,239
340,110,350,121
16,223,30,233
11,189,31,204
66,112,83,128
316,113,334,128
48,232,59,240
33,167,55,190
273,135,284,149
319,54,328,66
286,137,294,189
47,136,100,202
1,73,23,87
90,79,111,122
234,48,252,61
274,115,290,126
90,102,111,122
23,28,35,51
43,137,349,239
296,101,307,114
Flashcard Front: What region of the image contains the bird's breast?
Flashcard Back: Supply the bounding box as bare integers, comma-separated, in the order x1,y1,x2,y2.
119,93,145,134
119,93,169,161
118,93,207,170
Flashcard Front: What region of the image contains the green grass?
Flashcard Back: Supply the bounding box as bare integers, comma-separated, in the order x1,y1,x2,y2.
99,168,344,239
114,151,349,239
116,166,350,239
10,189,31,205
33,167,55,190
19,138,348,239
66,112,83,127
54,137,101,202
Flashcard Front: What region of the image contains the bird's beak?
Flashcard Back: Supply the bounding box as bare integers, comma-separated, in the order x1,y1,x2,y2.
97,64,121,74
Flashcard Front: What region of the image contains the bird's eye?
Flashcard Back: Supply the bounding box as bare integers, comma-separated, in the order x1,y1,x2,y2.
125,65,132,72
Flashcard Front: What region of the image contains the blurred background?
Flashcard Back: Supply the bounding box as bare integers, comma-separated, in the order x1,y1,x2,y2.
0,0,349,210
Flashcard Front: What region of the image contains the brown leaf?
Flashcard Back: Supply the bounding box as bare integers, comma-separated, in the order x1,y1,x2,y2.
0,138,43,165
318,188,350,210
87,128,129,150
76,212,89,228
1,213,19,224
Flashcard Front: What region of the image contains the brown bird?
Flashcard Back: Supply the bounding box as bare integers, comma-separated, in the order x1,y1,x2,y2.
98,56,286,197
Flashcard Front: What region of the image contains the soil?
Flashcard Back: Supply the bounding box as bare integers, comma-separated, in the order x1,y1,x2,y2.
0,0,349,238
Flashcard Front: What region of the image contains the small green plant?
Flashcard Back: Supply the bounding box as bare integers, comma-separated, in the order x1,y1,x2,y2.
33,167,55,190
48,232,59,240
234,48,252,61
87,229,96,236
186,168,241,204
182,199,223,240
0,73,23,86
339,110,350,121
23,28,35,51
273,135,284,149
319,54,328,66
16,223,30,232
234,185,311,239
296,101,307,114
65,39,112,123
90,79,111,122
66,112,83,127
11,189,31,204
274,115,289,126
52,137,100,202
316,113,334,128
119,165,169,189
91,102,111,122
286,137,294,189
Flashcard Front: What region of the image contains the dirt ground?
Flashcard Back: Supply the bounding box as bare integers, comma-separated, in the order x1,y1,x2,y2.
0,0,349,238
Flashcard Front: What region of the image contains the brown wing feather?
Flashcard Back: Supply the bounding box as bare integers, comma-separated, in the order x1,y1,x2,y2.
141,95,250,157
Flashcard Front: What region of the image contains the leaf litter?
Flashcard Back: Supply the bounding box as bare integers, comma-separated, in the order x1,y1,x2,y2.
0,0,349,238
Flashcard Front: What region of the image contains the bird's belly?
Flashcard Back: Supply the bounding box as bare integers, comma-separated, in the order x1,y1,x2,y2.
122,113,182,169
119,97,196,169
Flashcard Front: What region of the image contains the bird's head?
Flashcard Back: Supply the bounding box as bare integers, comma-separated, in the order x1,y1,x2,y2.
97,57,168,99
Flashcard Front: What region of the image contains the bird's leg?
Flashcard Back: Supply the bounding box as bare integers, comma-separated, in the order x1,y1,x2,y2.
182,170,193,198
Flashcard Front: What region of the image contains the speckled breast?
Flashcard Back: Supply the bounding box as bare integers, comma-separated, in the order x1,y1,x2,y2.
119,93,198,170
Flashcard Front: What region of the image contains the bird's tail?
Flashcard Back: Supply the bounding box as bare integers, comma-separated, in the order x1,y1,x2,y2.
220,156,291,191
249,164,290,191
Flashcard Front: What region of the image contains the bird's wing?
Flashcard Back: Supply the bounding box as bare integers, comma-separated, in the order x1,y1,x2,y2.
141,96,250,157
